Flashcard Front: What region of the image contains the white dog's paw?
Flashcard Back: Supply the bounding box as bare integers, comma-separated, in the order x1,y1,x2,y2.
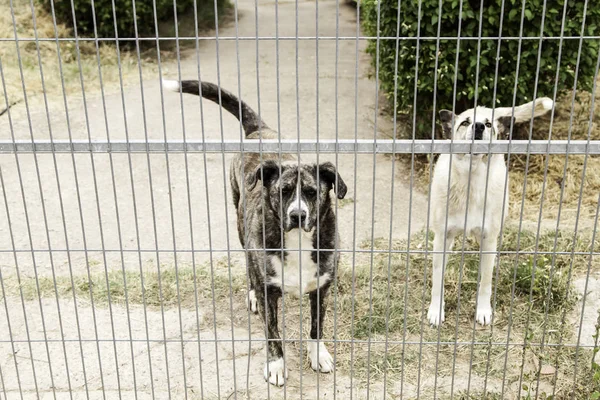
246,289,258,314
427,300,445,326
476,303,493,326
264,357,287,386
308,341,335,373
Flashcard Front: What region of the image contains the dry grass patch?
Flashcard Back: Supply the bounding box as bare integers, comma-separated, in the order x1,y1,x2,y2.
323,226,599,397
1,257,246,308
508,89,600,223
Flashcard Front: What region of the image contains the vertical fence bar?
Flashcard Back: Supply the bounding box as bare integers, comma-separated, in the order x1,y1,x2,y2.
226,0,253,394
511,0,553,393
109,0,158,396
497,0,540,394
332,0,341,396
382,0,405,394
169,2,193,398
272,0,288,398
365,0,382,393
529,0,571,396
315,0,322,396
187,0,210,397
348,0,361,395
0,166,25,400
205,0,241,394
479,0,517,395
189,18,222,400
294,0,305,395
251,0,272,396
419,0,463,396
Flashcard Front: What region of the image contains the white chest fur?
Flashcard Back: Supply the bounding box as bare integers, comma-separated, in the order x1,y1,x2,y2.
269,230,330,297
441,154,508,237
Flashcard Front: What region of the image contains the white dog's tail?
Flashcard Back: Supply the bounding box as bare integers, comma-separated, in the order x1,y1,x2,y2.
494,97,554,123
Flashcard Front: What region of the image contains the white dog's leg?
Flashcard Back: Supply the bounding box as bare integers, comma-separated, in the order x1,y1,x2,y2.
476,235,497,326
428,232,454,326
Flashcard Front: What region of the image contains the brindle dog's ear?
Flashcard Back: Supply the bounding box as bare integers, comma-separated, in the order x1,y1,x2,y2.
246,160,281,191
319,162,348,199
497,115,516,139
439,109,456,139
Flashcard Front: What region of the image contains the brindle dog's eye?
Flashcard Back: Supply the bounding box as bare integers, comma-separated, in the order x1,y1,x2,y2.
485,122,492,128
460,120,470,127
282,186,294,195
303,188,316,197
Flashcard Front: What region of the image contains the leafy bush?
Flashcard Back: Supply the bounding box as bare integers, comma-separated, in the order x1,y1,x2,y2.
361,0,600,138
44,0,227,39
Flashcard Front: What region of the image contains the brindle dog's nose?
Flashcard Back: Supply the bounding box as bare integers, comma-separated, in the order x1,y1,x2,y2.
289,209,307,228
473,122,485,140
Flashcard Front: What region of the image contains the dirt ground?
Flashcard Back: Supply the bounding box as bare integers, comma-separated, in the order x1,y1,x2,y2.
0,0,598,398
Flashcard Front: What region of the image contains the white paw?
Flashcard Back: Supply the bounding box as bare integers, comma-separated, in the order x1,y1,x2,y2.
308,341,335,373
246,289,258,314
427,300,445,326
476,303,493,326
264,357,287,386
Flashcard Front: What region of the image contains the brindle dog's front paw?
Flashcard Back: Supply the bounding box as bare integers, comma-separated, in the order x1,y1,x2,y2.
308,341,334,373
246,289,258,314
264,357,287,386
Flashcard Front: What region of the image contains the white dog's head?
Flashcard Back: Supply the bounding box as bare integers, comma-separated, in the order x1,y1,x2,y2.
439,97,554,141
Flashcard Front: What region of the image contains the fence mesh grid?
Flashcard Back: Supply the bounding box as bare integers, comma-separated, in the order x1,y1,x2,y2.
0,0,599,398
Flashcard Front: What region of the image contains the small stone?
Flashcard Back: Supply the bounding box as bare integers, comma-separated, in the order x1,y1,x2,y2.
540,365,556,375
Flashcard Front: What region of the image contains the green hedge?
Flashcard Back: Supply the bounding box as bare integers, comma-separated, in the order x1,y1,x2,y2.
361,0,600,138
45,0,225,39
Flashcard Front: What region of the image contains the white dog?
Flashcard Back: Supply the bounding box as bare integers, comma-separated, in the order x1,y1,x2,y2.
427,98,554,326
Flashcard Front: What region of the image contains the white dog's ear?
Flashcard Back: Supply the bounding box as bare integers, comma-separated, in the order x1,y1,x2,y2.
439,109,456,138
497,115,516,139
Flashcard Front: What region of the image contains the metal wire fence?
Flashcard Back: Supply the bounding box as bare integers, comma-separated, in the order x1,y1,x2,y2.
0,0,599,398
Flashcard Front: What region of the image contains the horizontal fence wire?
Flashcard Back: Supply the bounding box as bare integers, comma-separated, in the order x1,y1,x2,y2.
2,248,600,256
0,338,595,347
1,139,600,154
2,35,600,41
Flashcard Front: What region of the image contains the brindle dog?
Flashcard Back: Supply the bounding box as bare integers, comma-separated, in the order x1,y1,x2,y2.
164,79,347,386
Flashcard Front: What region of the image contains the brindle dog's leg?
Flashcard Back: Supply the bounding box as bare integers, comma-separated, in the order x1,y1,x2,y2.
253,284,286,386
309,285,334,372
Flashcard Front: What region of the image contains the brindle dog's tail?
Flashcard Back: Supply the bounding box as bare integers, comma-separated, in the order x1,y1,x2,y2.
162,79,268,136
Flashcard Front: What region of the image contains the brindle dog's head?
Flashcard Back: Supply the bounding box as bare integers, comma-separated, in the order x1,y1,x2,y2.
246,161,347,232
